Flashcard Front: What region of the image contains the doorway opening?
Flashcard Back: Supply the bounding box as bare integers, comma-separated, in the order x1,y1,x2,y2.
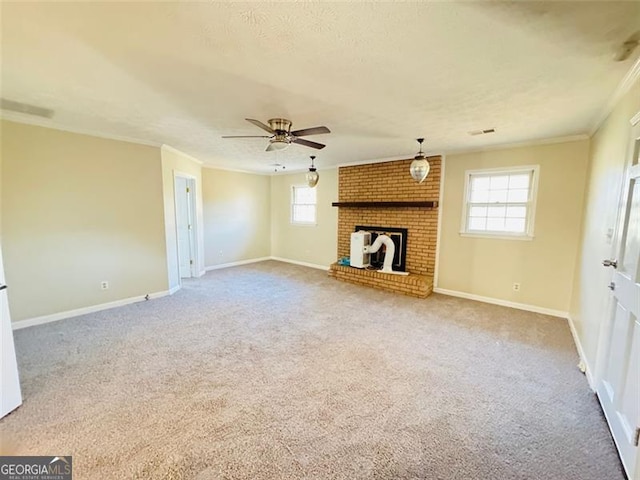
174,174,198,279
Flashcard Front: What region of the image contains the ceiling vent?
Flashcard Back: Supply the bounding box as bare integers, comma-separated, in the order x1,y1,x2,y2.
468,128,496,136
1,98,54,118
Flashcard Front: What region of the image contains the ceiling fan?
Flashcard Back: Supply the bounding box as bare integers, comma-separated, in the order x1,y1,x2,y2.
222,118,330,151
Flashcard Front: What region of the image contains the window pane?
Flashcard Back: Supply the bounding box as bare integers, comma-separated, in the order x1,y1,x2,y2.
505,218,526,233
292,186,317,223
293,205,315,223
469,206,487,217
468,217,487,230
487,205,506,218
489,190,508,202
471,176,490,191
470,189,489,202
509,174,530,189
487,217,506,231
506,206,527,218
490,175,509,189
507,189,529,202
621,179,639,274
294,186,316,204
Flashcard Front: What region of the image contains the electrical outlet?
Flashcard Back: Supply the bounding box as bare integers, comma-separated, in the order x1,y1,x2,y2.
101,281,109,290
512,282,520,292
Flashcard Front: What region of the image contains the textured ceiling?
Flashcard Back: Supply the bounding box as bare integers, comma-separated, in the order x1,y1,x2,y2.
1,1,639,173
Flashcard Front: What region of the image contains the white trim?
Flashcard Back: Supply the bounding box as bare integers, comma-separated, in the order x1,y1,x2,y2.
270,256,329,271
173,170,197,181
12,289,176,331
631,110,640,127
567,315,595,390
168,284,182,295
434,154,446,288
433,287,568,318
337,155,445,170
201,164,271,176
444,134,589,156
459,232,534,241
590,55,640,135
161,145,203,165
204,257,271,271
0,113,160,147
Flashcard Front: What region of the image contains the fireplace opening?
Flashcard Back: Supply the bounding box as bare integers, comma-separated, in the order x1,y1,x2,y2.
355,226,408,272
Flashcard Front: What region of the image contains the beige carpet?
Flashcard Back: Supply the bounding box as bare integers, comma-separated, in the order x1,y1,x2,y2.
1,261,624,479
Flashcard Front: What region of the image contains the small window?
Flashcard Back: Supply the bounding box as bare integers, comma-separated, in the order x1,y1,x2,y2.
291,185,317,225
461,166,538,239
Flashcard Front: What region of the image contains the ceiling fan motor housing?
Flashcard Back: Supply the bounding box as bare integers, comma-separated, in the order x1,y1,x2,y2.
268,118,292,134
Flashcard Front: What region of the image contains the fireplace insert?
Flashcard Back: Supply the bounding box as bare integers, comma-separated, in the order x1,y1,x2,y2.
355,225,408,272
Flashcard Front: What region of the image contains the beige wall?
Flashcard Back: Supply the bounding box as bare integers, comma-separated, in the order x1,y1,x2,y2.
570,81,640,369
160,146,204,291
202,168,271,266
1,120,168,321
270,168,338,267
438,140,589,312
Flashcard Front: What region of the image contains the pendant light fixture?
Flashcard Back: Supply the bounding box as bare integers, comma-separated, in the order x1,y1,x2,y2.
306,155,319,188
410,138,430,184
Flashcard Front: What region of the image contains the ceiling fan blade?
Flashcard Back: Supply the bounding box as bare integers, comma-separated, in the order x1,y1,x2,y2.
290,126,331,137
222,135,271,138
246,118,275,134
292,138,326,150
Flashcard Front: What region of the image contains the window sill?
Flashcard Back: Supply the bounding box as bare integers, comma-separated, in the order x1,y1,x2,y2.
459,232,534,241
291,222,318,227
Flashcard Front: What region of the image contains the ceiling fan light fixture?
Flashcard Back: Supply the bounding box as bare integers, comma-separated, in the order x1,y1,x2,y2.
306,155,319,188
268,138,290,151
410,138,430,184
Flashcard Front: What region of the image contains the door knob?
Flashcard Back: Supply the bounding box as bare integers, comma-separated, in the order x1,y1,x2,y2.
608,282,616,291
602,259,618,268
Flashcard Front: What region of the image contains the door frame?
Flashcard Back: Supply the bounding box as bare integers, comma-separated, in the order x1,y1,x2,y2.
595,110,640,383
593,110,640,479
173,171,199,281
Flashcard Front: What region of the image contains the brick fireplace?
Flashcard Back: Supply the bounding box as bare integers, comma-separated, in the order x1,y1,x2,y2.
329,157,442,298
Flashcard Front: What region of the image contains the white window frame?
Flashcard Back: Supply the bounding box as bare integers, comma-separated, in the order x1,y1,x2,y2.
291,185,317,226
460,165,539,240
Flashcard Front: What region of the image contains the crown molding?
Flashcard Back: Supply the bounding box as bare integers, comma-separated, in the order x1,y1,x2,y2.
161,144,204,165
201,163,272,176
336,153,442,169
590,55,640,135
0,111,161,147
443,134,589,157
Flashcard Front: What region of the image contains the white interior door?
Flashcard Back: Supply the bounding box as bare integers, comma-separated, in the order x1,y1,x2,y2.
597,117,640,479
1,241,22,418
175,176,195,279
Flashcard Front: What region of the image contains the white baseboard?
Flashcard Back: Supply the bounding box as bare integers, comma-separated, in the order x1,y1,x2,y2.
168,284,181,295
270,256,329,271
432,288,568,318
204,257,271,272
12,288,178,331
567,315,595,390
